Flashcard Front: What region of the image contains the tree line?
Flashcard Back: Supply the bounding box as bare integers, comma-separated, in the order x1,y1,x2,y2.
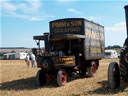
105,45,122,49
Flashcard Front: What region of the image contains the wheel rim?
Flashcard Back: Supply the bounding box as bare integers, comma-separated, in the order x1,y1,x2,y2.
61,71,66,85
92,64,96,74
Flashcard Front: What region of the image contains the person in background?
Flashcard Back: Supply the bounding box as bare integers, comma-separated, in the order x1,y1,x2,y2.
30,53,36,67
25,54,30,67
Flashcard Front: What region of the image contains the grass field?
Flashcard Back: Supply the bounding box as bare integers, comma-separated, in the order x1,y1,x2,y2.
0,59,128,96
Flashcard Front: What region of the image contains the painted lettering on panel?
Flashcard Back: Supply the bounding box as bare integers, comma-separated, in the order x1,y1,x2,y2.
50,20,83,34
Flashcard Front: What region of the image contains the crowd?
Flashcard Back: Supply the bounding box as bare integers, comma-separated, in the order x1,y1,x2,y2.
25,53,36,68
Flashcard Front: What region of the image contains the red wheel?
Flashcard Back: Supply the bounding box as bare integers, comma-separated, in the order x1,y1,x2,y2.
87,61,97,77
57,69,67,86
92,63,97,74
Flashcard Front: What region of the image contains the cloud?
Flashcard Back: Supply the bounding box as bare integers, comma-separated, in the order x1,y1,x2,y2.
23,0,41,12
1,0,17,11
29,16,55,21
4,12,55,21
1,0,55,21
67,8,80,14
25,0,41,9
1,0,41,13
88,16,101,21
105,22,126,32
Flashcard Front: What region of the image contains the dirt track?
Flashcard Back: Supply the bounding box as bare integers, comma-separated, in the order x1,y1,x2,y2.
0,59,128,96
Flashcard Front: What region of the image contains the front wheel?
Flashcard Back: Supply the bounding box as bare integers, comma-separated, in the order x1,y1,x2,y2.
57,69,67,86
36,70,47,86
108,62,120,89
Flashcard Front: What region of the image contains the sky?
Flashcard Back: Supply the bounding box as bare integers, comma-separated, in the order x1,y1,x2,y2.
1,0,128,48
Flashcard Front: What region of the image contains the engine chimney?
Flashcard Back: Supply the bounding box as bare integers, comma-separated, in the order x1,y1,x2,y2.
124,5,128,37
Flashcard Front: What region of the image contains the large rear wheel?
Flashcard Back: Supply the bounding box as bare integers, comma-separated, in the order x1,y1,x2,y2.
120,47,128,81
57,69,67,86
108,62,120,89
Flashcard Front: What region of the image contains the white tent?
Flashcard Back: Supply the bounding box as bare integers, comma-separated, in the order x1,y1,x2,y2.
4,53,15,60
15,52,27,59
105,50,119,58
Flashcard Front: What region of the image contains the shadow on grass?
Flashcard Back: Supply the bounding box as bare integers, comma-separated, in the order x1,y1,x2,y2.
0,74,89,91
0,77,58,91
87,80,128,95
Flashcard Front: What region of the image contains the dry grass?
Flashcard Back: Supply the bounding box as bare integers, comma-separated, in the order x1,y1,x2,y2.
0,59,128,96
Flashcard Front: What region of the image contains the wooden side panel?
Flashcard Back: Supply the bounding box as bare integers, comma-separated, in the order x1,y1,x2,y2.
84,20,104,60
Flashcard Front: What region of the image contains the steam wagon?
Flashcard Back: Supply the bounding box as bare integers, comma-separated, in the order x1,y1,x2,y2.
108,5,128,89
33,18,105,86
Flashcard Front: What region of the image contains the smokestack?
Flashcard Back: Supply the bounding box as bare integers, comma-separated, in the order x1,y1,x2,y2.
124,5,128,37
